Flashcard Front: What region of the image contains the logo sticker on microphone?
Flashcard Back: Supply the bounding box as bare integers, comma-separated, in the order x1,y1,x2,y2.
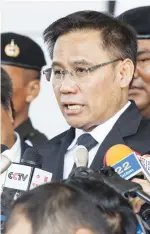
4,164,32,191
112,153,142,180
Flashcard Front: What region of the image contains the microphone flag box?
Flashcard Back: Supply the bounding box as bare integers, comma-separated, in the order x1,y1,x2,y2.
4,163,33,191
29,168,52,190
138,155,150,172
137,155,150,181
112,152,142,180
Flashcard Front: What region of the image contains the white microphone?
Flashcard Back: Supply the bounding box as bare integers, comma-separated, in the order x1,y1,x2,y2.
1,148,53,227
0,154,12,174
74,146,89,167
4,148,52,192
4,163,52,192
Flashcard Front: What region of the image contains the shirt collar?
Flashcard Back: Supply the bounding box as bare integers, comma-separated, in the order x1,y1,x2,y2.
4,132,21,163
68,101,131,150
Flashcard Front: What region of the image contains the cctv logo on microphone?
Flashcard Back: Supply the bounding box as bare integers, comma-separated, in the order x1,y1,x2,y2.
113,153,142,180
8,172,28,181
4,164,32,191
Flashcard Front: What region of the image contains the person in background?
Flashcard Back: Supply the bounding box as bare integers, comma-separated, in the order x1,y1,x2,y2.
4,182,112,234
117,7,150,232
1,32,48,146
0,67,31,187
117,6,150,119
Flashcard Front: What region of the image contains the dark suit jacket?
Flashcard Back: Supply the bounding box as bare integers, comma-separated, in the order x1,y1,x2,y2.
38,102,150,181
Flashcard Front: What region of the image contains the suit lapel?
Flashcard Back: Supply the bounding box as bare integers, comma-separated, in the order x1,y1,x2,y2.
91,102,143,169
91,126,125,169
52,128,75,180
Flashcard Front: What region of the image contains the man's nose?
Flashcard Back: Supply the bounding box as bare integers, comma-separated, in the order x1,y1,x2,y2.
59,74,78,94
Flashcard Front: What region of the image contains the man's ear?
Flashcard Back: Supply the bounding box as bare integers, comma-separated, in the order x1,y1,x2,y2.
75,228,94,234
25,80,40,103
116,59,134,88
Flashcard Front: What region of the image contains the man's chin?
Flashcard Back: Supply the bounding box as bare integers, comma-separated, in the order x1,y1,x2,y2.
67,121,84,129
65,117,86,129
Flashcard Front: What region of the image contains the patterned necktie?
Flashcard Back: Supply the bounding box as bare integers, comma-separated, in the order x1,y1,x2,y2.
77,133,98,151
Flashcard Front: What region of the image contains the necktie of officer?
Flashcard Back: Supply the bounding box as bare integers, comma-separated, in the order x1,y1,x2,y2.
73,134,98,168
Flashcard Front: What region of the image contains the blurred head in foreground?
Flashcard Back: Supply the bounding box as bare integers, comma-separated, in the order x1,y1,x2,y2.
4,182,112,234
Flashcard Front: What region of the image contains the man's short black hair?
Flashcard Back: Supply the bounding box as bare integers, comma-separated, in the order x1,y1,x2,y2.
43,10,137,67
1,67,13,111
65,178,137,234
5,182,112,234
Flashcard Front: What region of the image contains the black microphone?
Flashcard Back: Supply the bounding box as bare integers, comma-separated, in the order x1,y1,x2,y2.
68,166,150,203
68,166,150,233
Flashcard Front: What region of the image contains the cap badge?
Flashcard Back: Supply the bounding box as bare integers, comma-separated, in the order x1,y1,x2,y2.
4,39,20,57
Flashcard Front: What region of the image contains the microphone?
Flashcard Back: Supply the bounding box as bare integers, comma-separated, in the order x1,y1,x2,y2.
4,148,52,192
74,146,89,167
68,166,150,203
67,166,148,233
105,144,150,230
0,154,12,174
105,144,149,180
1,148,52,232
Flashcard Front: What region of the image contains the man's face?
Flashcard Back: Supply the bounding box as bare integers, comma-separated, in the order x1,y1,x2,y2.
52,30,125,130
1,65,40,117
129,39,150,113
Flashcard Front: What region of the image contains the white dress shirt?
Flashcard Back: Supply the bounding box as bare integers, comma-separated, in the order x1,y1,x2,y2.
63,101,131,179
0,132,21,191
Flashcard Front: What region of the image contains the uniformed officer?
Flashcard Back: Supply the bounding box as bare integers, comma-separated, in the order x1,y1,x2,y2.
1,32,48,146
118,6,150,119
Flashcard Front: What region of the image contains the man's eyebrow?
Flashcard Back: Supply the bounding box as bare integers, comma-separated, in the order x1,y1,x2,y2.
51,61,63,67
137,50,150,56
51,59,92,67
73,59,92,65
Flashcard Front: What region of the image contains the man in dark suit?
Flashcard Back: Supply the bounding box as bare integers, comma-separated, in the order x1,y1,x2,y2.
38,10,150,181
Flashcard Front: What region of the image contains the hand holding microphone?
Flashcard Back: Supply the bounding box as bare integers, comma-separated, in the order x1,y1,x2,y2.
131,178,150,213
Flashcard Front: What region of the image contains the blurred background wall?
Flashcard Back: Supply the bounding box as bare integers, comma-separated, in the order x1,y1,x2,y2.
1,0,150,139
